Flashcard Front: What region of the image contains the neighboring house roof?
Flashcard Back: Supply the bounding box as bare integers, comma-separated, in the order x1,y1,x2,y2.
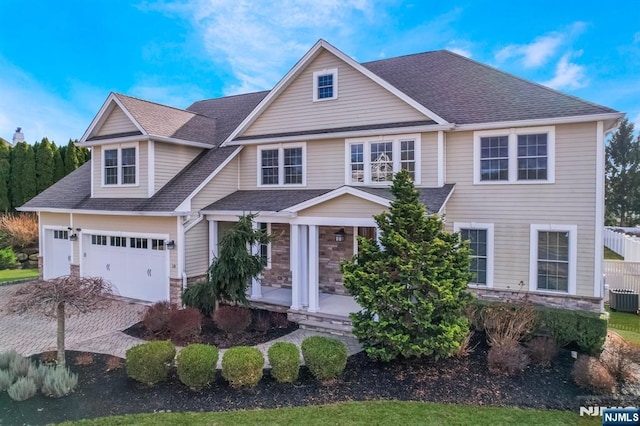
202,184,454,215
361,51,616,124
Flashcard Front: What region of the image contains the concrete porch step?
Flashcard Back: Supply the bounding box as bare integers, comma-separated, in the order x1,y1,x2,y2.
298,319,353,336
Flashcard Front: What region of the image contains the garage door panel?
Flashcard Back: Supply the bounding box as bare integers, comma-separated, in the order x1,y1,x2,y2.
44,229,71,279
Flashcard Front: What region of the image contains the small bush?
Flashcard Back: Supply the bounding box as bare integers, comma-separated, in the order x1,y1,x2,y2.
538,308,607,355
268,342,300,383
168,308,202,341
0,247,17,269
126,340,176,385
7,377,37,401
221,346,264,388
177,344,219,390
40,351,57,364
600,335,636,383
0,350,21,370
481,303,537,347
75,353,94,366
527,336,559,367
0,214,38,248
142,301,174,335
253,310,271,333
9,356,31,378
487,342,530,376
301,336,347,381
572,355,616,394
27,363,50,389
41,366,78,397
0,369,14,391
182,281,216,316
270,312,291,329
105,356,122,372
213,306,252,334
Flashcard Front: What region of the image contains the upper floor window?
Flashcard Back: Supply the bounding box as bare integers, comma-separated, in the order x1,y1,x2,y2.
257,143,306,187
103,144,138,186
345,134,421,185
473,126,555,184
313,68,338,101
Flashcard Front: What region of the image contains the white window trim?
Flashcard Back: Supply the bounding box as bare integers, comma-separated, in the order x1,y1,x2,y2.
101,142,140,187
344,133,422,186
473,126,555,185
454,222,494,288
312,68,338,102
261,222,272,269
529,224,577,295
256,142,307,187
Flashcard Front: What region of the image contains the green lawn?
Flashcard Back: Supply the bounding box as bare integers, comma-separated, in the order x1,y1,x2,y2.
60,401,598,426
607,307,640,347
0,268,38,284
604,247,623,260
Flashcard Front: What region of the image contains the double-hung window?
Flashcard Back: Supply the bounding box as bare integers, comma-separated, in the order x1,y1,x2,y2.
346,134,421,185
454,223,494,287
258,143,306,186
103,144,138,186
313,68,338,101
529,224,577,294
474,126,554,184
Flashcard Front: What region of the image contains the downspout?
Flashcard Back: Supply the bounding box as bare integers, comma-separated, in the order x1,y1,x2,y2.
181,212,205,292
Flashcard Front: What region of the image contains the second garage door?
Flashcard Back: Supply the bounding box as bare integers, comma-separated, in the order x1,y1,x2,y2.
82,233,169,302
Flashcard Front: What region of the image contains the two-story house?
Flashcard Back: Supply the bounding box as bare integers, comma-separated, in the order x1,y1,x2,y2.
20,40,623,329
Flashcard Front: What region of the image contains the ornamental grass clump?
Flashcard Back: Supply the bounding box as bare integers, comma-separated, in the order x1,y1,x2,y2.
126,340,176,385
222,346,264,388
572,355,615,394
177,344,219,390
0,350,21,370
268,342,300,383
27,363,50,389
9,356,31,378
7,377,37,401
0,369,14,392
301,336,347,381
41,366,78,397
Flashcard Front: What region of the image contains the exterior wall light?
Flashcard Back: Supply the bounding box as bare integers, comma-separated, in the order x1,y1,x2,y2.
69,234,78,242
334,228,346,242
166,240,176,250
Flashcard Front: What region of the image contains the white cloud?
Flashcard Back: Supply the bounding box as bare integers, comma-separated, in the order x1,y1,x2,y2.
495,22,585,68
632,112,640,132
542,53,588,90
151,0,375,94
0,58,94,144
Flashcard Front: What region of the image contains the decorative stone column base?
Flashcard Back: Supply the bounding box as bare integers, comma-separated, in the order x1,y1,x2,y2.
37,257,43,280
70,264,80,278
469,287,602,313
169,278,183,306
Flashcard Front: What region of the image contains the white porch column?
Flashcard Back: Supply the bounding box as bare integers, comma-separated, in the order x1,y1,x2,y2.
290,224,301,310
308,224,319,313
250,220,262,300
300,225,309,307
208,220,219,263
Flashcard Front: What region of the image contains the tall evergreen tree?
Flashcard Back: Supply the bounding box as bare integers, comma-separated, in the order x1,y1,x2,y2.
53,143,65,182
35,137,55,193
9,142,36,207
606,117,640,226
64,140,79,173
0,139,11,212
342,170,472,361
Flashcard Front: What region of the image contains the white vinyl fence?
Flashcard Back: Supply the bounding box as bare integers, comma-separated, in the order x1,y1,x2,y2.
604,260,640,302
604,227,640,261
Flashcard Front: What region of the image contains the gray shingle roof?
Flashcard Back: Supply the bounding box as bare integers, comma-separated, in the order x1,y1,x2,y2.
362,51,616,124
355,184,455,214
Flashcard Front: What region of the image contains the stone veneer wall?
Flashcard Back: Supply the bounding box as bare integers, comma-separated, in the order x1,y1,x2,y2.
37,256,43,280
261,223,292,289
318,226,354,295
70,264,80,278
469,287,602,313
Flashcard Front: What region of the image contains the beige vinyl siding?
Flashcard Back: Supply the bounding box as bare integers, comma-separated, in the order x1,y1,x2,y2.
40,212,71,227
243,50,427,137
72,214,179,278
96,106,138,136
185,220,209,277
92,142,149,198
154,142,203,192
421,131,438,187
192,157,239,210
298,194,388,217
444,122,597,297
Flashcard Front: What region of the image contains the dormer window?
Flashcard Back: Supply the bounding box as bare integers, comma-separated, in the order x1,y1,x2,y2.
102,143,138,186
313,69,338,101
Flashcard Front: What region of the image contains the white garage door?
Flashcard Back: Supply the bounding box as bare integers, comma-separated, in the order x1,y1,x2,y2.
82,233,169,302
43,229,71,279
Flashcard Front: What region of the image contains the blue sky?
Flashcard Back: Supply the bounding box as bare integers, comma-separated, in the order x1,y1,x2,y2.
0,0,639,144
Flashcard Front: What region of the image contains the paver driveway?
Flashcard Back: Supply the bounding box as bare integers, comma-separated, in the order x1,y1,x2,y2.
0,282,147,358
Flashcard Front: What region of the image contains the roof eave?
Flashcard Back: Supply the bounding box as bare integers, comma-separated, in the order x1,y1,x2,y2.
79,93,148,144
453,112,625,132
81,135,213,149
17,206,188,216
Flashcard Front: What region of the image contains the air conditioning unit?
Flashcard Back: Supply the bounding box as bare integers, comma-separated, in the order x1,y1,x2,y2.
609,289,639,313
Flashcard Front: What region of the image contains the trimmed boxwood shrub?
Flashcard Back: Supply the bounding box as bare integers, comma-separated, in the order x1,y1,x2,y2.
126,340,176,385
267,342,300,383
177,344,219,390
221,346,264,388
301,336,347,381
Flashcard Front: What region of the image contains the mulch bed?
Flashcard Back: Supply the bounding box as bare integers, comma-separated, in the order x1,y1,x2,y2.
123,309,298,348
1,334,594,425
